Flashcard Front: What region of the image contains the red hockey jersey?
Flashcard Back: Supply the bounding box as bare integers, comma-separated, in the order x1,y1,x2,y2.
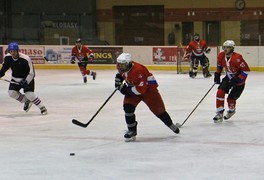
186,40,209,56
216,51,250,84
120,61,158,95
71,45,93,61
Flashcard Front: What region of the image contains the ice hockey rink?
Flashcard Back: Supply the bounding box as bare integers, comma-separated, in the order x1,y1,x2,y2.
0,69,263,180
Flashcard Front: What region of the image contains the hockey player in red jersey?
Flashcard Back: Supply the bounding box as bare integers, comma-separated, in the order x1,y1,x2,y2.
0,42,47,115
114,53,180,142
71,38,96,83
184,33,212,78
213,40,250,122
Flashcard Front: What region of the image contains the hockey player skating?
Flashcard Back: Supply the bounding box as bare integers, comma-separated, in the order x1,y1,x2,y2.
71,38,96,83
184,33,212,78
213,40,250,122
0,42,47,115
115,53,180,142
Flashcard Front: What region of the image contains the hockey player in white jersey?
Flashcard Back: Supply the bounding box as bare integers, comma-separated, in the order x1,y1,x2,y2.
0,42,47,115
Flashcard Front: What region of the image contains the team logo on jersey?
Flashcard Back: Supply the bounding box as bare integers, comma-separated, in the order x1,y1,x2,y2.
236,58,241,62
138,74,142,79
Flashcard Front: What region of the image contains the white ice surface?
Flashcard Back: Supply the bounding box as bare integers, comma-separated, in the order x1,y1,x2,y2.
0,69,264,180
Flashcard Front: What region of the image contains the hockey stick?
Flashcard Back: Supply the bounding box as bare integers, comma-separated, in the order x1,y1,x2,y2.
72,88,118,128
176,83,216,128
0,78,19,85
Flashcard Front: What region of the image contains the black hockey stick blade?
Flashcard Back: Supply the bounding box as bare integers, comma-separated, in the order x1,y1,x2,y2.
72,89,118,128
44,57,49,62
72,119,91,128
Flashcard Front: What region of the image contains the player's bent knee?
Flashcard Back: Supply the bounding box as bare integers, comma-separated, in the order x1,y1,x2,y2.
25,91,36,101
123,104,135,113
8,90,19,99
217,89,225,98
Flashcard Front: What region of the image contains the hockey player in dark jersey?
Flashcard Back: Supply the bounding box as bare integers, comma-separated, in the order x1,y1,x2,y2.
0,42,47,115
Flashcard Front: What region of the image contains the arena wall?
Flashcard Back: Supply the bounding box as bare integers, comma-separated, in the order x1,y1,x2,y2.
0,45,263,72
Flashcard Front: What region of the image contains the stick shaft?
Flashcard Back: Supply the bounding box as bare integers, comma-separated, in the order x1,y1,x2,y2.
0,78,19,84
180,83,215,127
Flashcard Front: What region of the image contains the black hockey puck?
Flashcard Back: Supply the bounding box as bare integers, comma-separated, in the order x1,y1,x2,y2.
70,153,75,156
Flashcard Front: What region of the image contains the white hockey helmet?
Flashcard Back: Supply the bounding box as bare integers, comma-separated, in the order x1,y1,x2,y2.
222,40,235,51
117,53,132,63
116,53,132,72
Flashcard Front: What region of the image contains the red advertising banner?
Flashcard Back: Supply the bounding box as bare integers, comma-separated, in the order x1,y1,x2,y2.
19,47,45,64
152,47,190,65
153,47,178,64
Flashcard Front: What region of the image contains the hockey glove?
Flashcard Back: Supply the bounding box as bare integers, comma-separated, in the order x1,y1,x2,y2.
71,57,75,64
19,79,28,88
230,76,241,87
0,71,4,78
115,73,124,90
205,47,211,54
120,84,130,96
214,72,221,84
89,57,94,63
89,55,94,63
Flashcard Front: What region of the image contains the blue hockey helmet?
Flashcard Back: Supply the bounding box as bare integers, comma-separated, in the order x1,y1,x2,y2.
8,42,19,51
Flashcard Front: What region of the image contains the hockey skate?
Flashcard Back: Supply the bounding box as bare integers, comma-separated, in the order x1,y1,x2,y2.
23,100,33,112
92,72,97,80
224,110,236,120
213,112,223,123
124,130,137,142
40,106,48,115
189,71,197,78
169,124,180,134
204,72,212,78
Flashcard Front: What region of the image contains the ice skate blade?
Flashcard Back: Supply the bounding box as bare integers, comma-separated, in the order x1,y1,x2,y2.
213,119,223,123
24,101,33,112
175,123,182,128
224,111,235,120
125,136,136,142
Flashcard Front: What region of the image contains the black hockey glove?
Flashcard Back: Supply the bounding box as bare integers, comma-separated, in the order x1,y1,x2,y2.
19,79,28,88
214,72,221,84
89,56,94,63
115,73,124,90
0,71,4,78
70,59,75,64
205,47,211,54
120,84,130,96
230,76,241,87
